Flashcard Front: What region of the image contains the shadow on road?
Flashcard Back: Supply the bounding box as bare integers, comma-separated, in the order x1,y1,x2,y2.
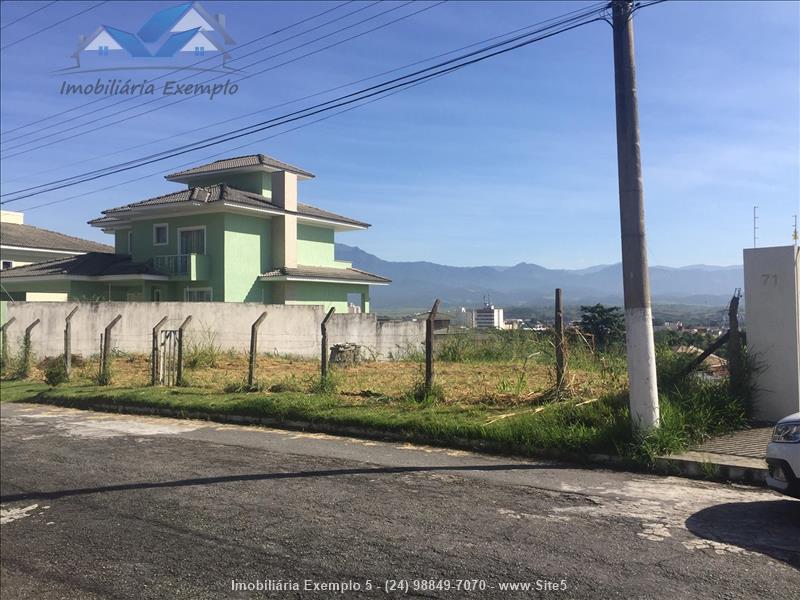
685,500,800,568
0,462,568,503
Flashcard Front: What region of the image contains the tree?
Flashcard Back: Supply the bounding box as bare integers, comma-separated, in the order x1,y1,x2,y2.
579,304,625,350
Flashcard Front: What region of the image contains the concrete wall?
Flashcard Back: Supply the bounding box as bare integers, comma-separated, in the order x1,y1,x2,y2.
743,245,800,421
0,301,424,361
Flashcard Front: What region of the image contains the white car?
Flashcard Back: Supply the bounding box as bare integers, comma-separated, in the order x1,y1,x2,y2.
766,411,800,498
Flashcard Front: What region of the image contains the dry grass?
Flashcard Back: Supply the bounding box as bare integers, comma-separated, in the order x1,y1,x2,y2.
27,351,624,407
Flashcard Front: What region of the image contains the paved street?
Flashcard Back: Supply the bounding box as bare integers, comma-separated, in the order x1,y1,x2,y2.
1,403,798,599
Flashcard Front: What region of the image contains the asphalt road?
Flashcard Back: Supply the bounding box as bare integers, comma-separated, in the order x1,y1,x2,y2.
1,403,798,599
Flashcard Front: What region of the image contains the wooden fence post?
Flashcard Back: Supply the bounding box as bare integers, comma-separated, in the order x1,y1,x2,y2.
100,315,122,383
248,312,268,388
0,317,15,372
555,288,566,389
320,307,336,379
425,299,441,393
151,316,168,385
728,291,745,397
64,306,79,378
177,316,192,386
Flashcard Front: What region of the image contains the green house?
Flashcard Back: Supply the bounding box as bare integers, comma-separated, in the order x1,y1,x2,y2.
0,154,390,312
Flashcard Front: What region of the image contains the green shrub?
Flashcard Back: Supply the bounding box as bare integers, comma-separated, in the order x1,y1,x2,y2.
44,358,69,386
14,336,33,380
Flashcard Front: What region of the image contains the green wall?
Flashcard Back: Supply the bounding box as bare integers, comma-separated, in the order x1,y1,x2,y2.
297,224,340,267
114,229,131,254
128,213,225,300
223,212,271,302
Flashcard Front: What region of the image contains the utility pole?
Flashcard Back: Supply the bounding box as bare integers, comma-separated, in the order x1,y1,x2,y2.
612,0,659,430
753,205,758,248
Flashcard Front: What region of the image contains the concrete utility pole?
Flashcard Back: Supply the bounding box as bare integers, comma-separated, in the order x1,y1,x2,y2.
612,0,659,430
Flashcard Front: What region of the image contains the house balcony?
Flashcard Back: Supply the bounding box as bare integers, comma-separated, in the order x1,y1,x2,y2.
151,254,210,281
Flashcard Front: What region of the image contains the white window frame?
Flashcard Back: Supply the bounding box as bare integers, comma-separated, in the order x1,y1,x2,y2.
127,230,133,254
153,223,169,246
184,287,213,302
176,225,206,255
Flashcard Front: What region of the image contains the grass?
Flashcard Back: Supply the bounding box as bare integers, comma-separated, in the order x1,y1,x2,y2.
0,330,751,467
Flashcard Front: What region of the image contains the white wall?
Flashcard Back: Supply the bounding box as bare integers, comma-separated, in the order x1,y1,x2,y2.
743,245,800,421
0,302,425,361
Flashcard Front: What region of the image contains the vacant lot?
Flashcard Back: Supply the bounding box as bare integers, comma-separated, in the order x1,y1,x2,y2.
0,331,748,463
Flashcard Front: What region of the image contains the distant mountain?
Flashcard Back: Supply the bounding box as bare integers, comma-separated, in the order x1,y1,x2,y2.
335,244,743,310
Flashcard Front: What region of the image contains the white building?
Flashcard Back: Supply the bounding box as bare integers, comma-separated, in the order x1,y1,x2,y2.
475,303,504,329
743,245,800,421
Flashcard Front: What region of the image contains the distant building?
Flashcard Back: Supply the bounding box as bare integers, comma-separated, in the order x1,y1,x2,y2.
504,318,525,330
475,303,504,329
404,311,452,332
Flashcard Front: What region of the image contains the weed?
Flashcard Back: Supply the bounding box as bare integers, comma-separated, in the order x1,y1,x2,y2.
409,380,445,405
223,378,267,393
268,374,303,393
310,371,341,395
44,358,69,386
185,329,222,369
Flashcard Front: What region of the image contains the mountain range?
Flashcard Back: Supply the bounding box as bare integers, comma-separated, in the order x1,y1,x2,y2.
335,244,743,311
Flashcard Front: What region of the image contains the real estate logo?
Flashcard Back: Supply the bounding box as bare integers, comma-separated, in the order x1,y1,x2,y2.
58,1,240,100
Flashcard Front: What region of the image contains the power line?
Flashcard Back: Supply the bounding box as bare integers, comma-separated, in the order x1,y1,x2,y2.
0,1,109,51
1,2,609,186
1,0,429,157
0,0,380,147
1,2,610,203
0,1,58,31
19,78,434,213
0,0,363,141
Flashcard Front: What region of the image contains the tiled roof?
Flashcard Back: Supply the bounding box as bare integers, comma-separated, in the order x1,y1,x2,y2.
0,252,164,279
0,221,113,253
165,154,314,180
90,184,368,228
260,265,390,284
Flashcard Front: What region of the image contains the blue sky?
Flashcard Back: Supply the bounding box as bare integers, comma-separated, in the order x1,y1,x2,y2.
0,0,797,268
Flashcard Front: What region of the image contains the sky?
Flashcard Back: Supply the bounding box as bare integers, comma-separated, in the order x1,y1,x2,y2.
0,0,797,269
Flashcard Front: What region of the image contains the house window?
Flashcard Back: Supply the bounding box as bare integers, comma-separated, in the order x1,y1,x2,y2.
98,45,109,56
151,288,162,302
194,46,205,56
153,223,168,246
1,260,12,270
127,230,133,254
184,287,212,302
178,227,205,255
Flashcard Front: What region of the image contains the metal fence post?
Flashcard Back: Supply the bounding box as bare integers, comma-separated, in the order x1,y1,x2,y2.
64,306,79,378
100,315,122,383
425,299,441,393
321,307,336,379
248,312,268,388
177,316,192,386
0,317,16,372
151,316,168,385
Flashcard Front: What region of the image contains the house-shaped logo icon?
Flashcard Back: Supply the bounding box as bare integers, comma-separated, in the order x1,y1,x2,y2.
71,1,234,68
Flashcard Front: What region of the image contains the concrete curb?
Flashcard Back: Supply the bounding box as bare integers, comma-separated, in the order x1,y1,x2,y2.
654,451,767,486
19,397,766,487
